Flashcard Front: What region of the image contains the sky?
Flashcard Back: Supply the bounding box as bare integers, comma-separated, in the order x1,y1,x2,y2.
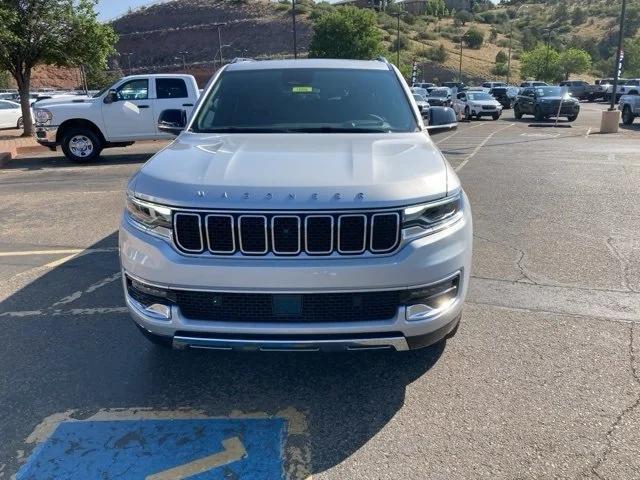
96,0,499,22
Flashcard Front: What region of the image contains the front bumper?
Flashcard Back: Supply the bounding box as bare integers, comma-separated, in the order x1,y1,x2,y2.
539,103,580,116
472,106,503,117
35,125,58,147
119,196,473,351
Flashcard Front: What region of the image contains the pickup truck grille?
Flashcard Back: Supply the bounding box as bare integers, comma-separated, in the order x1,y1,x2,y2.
173,210,401,256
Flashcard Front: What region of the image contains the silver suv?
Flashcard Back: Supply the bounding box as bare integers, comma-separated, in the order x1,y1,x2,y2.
119,58,473,352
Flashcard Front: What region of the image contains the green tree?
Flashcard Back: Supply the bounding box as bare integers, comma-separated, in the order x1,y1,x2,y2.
558,48,592,80
0,0,117,135
520,44,562,83
453,10,473,27
623,37,640,77
309,6,381,60
491,63,509,77
84,67,122,90
463,27,484,49
0,70,10,89
495,50,508,64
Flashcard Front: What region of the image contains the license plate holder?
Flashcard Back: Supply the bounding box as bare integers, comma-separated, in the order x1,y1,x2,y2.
272,295,303,316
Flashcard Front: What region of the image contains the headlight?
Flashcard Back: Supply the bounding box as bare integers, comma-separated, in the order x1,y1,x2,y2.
126,194,172,238
33,108,52,124
402,195,463,235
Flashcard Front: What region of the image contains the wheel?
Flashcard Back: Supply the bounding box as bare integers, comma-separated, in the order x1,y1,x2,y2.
514,104,523,119
464,106,472,121
567,115,578,122
534,106,544,121
492,113,500,120
622,106,635,125
17,117,23,129
61,128,103,163
587,94,595,103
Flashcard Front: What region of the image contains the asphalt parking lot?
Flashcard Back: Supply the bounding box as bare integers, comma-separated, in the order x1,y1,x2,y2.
1,102,639,479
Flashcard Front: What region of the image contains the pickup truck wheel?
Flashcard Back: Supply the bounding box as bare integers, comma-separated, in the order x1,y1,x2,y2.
622,106,635,125
491,113,500,120
61,128,103,163
567,115,578,122
513,105,523,119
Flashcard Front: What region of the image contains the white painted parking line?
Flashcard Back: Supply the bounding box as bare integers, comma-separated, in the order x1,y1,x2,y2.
52,272,122,307
0,247,118,258
455,123,515,172
434,121,487,145
0,307,128,318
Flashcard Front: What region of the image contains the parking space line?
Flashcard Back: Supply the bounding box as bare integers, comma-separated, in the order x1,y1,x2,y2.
52,272,122,307
435,121,487,145
0,307,128,318
455,123,515,172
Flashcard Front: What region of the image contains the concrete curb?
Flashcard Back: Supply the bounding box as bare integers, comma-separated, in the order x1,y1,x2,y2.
0,146,18,168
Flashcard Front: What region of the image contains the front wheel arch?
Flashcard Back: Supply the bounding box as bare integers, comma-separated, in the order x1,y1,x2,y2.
56,119,106,146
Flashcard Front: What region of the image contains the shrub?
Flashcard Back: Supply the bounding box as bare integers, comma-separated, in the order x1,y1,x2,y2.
495,50,508,64
418,30,437,41
428,43,448,63
491,63,509,76
463,27,484,49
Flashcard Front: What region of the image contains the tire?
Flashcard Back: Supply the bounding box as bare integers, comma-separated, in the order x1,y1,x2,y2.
587,95,595,103
464,106,472,121
534,106,544,121
514,104,523,119
567,115,578,122
61,127,103,163
622,106,635,126
492,113,500,120
17,117,23,129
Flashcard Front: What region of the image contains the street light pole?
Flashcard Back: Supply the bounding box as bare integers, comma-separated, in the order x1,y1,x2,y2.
178,51,188,71
610,0,627,111
292,0,298,59
213,23,226,68
390,12,402,67
459,29,464,81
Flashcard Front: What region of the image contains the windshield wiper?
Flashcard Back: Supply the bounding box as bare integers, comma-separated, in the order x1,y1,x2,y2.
195,127,295,133
286,126,390,133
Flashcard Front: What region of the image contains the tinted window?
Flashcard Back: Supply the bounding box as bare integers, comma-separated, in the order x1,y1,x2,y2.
156,78,188,99
430,89,449,97
193,68,418,133
467,92,493,101
535,86,562,97
0,101,14,109
117,79,148,100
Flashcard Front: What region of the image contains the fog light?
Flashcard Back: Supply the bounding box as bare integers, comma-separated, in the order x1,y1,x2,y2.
127,277,174,320
402,275,459,321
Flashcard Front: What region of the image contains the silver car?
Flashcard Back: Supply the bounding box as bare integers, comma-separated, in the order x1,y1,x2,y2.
120,58,473,352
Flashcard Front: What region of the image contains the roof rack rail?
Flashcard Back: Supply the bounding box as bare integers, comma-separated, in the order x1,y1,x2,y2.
229,57,255,64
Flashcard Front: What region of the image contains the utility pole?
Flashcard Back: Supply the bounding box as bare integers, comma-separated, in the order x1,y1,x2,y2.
610,0,627,111
213,23,226,68
459,29,464,81
177,51,189,71
391,11,402,67
292,0,298,59
122,52,134,75
543,27,553,82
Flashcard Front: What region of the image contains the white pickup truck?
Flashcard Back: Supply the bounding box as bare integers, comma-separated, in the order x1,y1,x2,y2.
619,91,640,125
34,74,199,162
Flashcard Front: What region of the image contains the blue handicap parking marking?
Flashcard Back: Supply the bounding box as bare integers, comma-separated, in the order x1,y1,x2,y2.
17,418,287,480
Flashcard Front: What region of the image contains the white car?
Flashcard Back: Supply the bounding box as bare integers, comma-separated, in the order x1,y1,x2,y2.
119,58,472,352
0,100,25,129
453,91,503,120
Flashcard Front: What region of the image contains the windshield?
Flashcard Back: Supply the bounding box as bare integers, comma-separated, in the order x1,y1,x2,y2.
430,89,449,97
467,92,493,101
535,86,563,97
192,68,418,133
413,94,426,102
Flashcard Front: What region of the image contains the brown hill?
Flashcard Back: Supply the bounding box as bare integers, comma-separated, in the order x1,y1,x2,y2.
111,0,309,84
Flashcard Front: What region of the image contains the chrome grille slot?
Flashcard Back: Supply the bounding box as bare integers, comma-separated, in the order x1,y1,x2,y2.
338,215,367,254
370,213,400,253
239,215,268,254
205,214,235,253
305,216,333,254
271,216,300,254
174,213,203,253
172,209,401,256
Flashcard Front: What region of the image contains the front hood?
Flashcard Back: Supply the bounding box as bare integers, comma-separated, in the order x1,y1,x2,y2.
133,132,453,210
35,96,95,108
471,100,500,107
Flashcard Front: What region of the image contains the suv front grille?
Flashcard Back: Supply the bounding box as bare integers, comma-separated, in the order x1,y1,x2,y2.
173,210,401,257
175,290,400,323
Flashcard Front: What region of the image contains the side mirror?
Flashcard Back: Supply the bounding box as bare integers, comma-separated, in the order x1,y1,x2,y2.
103,90,117,104
425,106,458,132
158,109,187,135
